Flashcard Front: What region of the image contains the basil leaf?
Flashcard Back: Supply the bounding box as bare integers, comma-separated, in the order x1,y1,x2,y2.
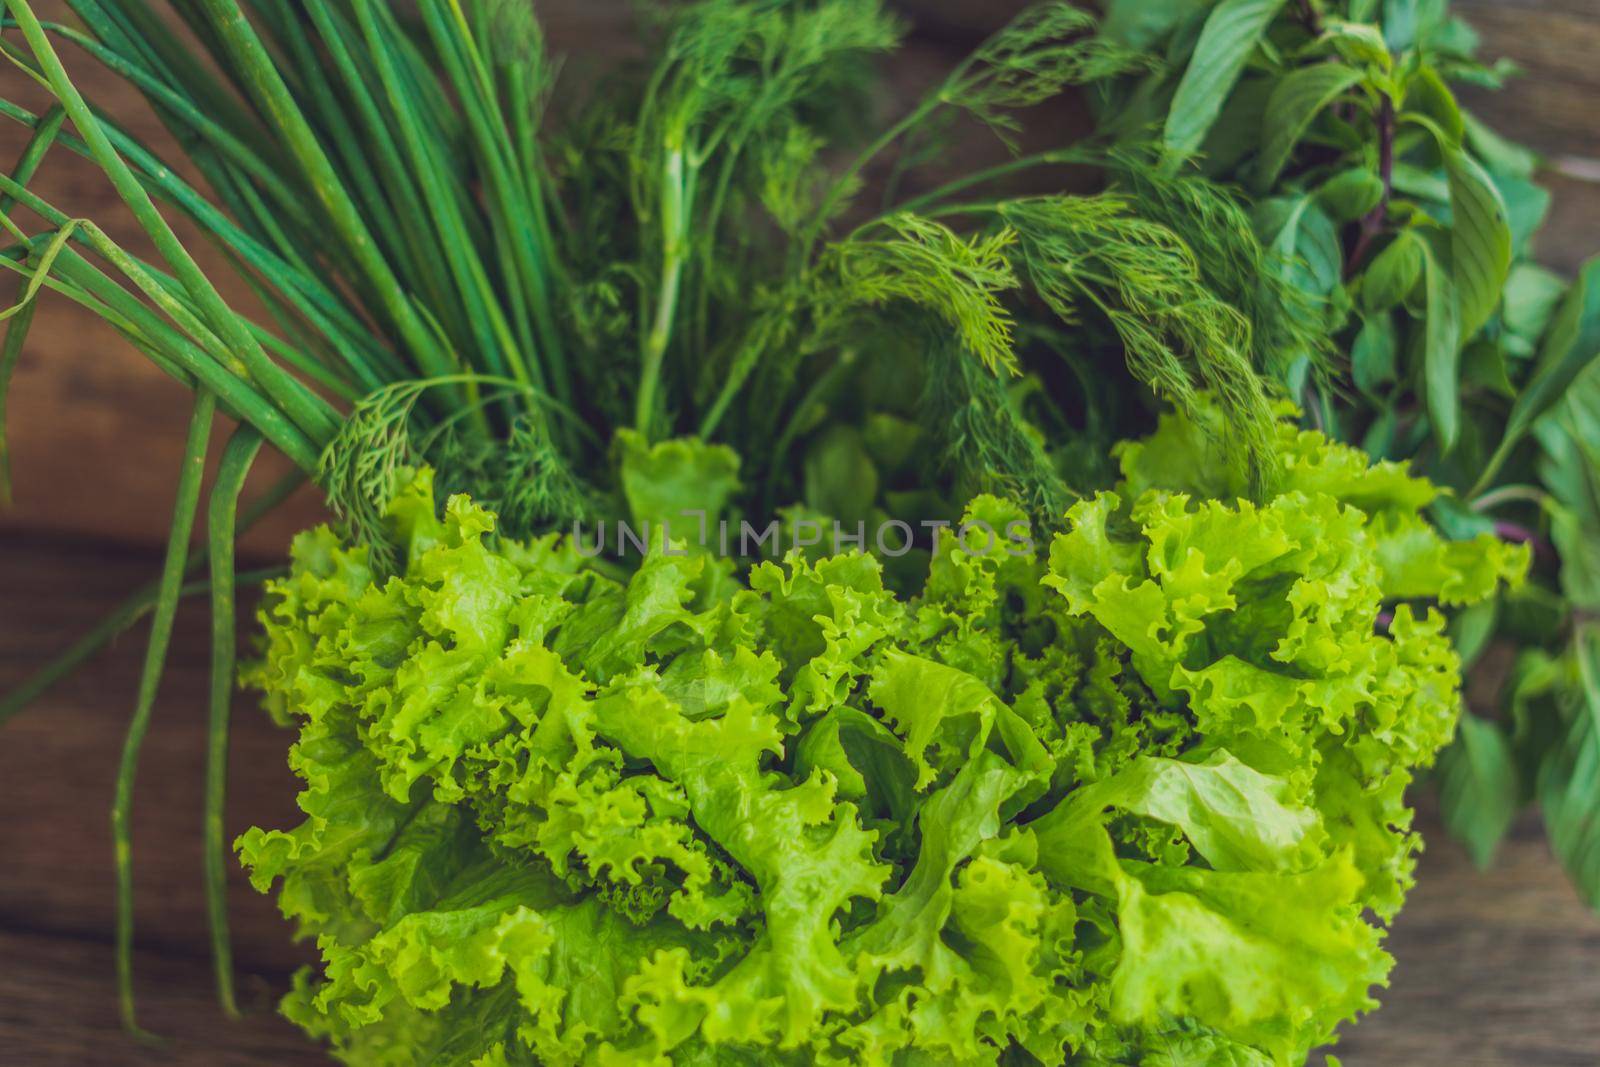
1100,0,1209,50
1438,711,1520,869
1477,256,1600,493
1422,238,1463,452
1164,0,1288,157
1403,65,1464,147
1317,167,1385,223
1501,263,1569,354
1383,0,1448,52
804,424,878,526
1256,63,1365,191
1446,148,1513,341
1256,196,1343,298
1352,312,1398,397
1462,339,1515,399
1361,230,1425,312
1536,631,1600,909
1319,18,1391,69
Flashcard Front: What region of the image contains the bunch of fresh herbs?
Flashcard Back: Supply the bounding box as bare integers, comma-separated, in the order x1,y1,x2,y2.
1086,0,1600,909
0,0,1555,1061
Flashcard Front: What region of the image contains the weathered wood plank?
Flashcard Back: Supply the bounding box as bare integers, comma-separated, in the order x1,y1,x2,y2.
1451,2,1600,275
0,535,312,975
1331,804,1600,1066
0,928,322,1065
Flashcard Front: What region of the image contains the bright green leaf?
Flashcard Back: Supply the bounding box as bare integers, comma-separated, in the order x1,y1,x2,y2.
1402,66,1463,147
1318,19,1392,69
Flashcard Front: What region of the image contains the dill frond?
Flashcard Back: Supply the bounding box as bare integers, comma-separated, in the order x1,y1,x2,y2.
940,2,1152,145
920,332,1075,529
822,214,1022,374
999,194,1278,489
1109,153,1337,385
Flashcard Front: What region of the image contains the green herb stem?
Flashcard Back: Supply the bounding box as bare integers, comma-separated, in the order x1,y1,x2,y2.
189,0,461,393
3,1,341,446
111,388,215,1039
635,141,695,437
203,424,263,1020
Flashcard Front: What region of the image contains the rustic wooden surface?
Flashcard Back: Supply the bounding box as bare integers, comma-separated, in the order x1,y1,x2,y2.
2,2,1599,1065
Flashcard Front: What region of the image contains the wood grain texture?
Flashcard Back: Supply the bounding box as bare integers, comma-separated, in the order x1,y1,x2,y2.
1454,0,1600,275
3,535,1600,1065
0,929,321,1067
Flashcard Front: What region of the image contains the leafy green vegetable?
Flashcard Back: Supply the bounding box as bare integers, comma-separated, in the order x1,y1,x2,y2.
1257,62,1364,190
240,404,1519,1064
0,1,1296,1025
1089,0,1600,907
1421,239,1463,451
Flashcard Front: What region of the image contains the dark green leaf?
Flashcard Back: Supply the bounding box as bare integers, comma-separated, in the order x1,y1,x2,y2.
1317,168,1386,223
1198,76,1275,176
1255,196,1343,298
862,412,924,477
1450,596,1499,669
1255,63,1365,190
1362,405,1399,459
1429,493,1496,540
1422,239,1462,452
1446,149,1513,341
1537,630,1600,909
1489,172,1551,254
1164,0,1288,157
1477,256,1600,493
1099,0,1210,51
1361,230,1424,312
1462,340,1514,399
1352,311,1398,396
1552,501,1600,613
1438,711,1521,869
1502,588,1573,648
804,424,878,525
